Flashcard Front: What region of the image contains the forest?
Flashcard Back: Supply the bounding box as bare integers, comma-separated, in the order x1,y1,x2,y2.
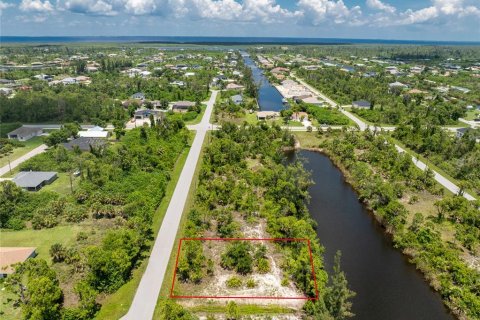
1,117,190,319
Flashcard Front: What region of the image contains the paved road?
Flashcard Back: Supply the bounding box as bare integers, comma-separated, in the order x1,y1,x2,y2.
395,145,476,201
122,90,218,320
291,75,476,201
0,144,48,177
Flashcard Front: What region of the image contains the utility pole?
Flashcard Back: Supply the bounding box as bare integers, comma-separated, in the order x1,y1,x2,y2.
8,158,12,174
69,172,73,194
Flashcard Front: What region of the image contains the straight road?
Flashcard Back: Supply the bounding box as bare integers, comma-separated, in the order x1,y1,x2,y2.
291,74,476,201
122,90,218,320
0,144,48,177
395,145,476,201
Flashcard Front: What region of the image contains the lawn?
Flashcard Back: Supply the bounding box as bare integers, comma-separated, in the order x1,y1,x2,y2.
94,135,193,320
293,131,324,149
40,173,80,195
0,225,85,261
0,137,44,168
465,109,480,121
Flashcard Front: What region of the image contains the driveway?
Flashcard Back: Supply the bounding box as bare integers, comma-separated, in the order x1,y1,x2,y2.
0,144,48,177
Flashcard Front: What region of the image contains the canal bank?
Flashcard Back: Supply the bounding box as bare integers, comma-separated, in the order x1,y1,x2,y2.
241,52,285,112
287,149,454,320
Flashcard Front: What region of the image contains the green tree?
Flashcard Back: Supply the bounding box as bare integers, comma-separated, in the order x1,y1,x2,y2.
324,251,355,320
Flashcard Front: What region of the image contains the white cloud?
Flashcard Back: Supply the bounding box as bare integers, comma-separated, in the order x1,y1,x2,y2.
19,0,54,12
297,0,363,25
16,14,48,22
366,0,395,13
371,0,480,26
0,1,15,11
124,0,158,15
63,0,117,16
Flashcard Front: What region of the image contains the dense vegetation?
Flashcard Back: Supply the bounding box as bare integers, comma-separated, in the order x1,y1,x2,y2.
1,118,190,319
317,129,479,319
393,125,480,196
174,123,355,319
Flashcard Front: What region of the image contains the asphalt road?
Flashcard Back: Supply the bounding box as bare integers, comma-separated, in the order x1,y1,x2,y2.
291,75,476,201
0,144,48,177
122,90,218,320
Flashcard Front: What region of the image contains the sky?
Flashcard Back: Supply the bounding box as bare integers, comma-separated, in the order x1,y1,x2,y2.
0,0,479,41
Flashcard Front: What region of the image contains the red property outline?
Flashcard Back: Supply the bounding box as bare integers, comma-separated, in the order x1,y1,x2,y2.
170,237,319,300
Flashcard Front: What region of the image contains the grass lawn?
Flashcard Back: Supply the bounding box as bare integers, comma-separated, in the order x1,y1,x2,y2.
293,132,324,149
464,109,480,121
0,137,44,168
0,284,22,320
40,173,80,195
0,225,85,261
94,134,193,320
188,304,296,315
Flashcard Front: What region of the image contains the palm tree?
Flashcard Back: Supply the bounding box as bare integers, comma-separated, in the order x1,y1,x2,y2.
49,243,66,263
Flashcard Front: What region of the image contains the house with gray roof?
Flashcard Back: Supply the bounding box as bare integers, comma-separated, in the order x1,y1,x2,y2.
352,100,372,109
172,101,196,113
231,94,243,105
13,171,57,191
7,126,43,141
62,137,107,152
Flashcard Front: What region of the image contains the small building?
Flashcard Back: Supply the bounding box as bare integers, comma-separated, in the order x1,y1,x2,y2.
130,92,145,100
231,94,243,105
256,111,279,120
302,96,324,106
352,100,371,109
226,83,245,90
13,171,57,191
291,112,309,121
0,87,14,96
7,126,43,141
0,247,37,278
172,101,196,113
389,81,408,89
62,137,108,152
134,109,164,120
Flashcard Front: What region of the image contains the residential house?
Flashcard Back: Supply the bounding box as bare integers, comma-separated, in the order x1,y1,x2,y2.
62,137,108,152
389,81,408,90
352,100,372,109
291,112,309,122
7,126,43,141
78,126,109,138
226,83,245,90
231,94,243,105
301,96,324,106
172,101,196,113
13,171,58,191
257,111,279,120
130,92,146,100
0,87,13,96
134,109,164,120
0,247,37,278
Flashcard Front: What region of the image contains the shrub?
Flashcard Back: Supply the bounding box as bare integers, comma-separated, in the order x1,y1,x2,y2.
221,241,253,275
257,258,270,274
246,278,256,288
226,276,242,288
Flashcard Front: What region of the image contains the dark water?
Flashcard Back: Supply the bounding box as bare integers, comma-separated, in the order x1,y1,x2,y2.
1,36,479,46
290,150,454,320
242,53,285,112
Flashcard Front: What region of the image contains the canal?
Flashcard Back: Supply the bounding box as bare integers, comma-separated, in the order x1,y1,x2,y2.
291,150,454,320
242,53,285,112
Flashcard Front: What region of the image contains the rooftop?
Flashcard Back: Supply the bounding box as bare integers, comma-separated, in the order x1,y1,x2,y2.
0,247,37,275
13,171,57,189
